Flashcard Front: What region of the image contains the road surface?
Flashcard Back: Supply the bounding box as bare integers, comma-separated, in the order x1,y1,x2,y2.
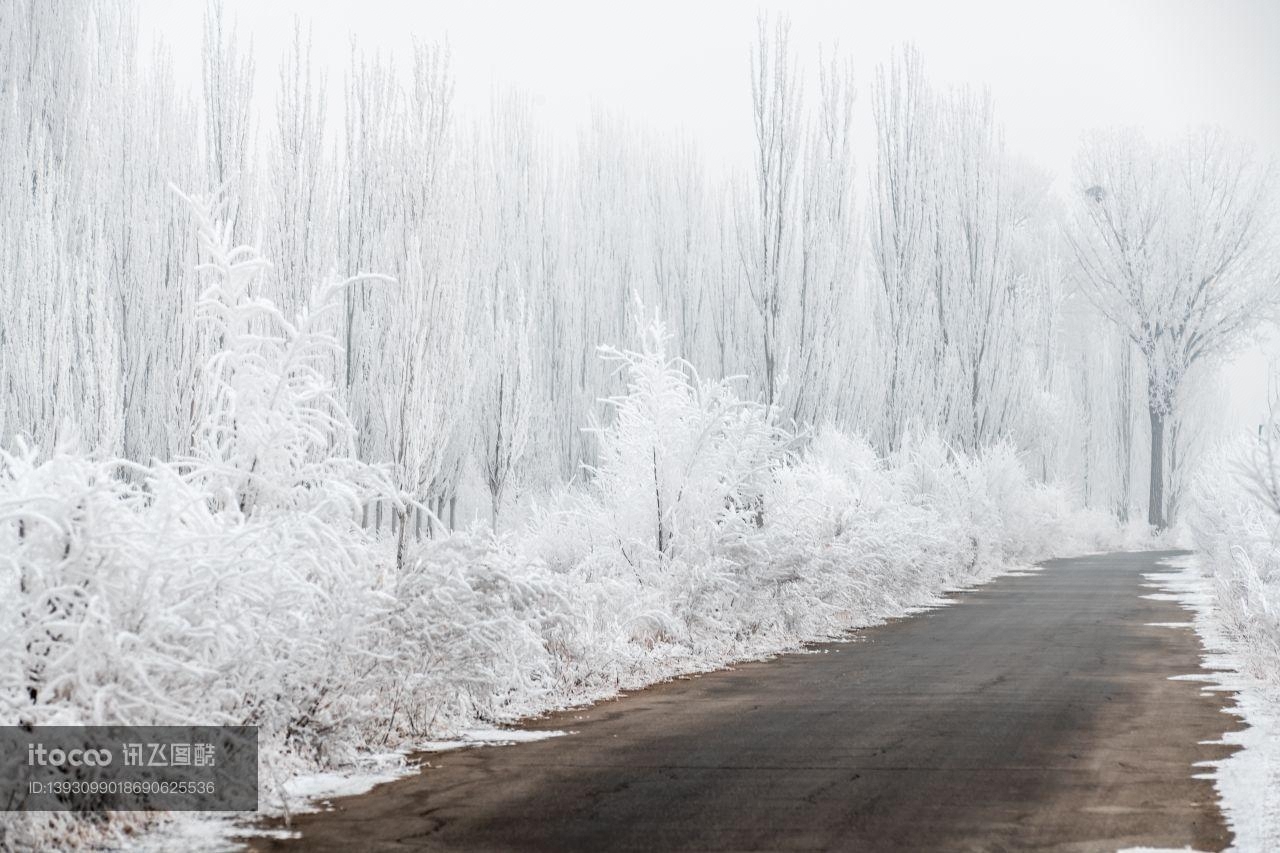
248,550,1240,852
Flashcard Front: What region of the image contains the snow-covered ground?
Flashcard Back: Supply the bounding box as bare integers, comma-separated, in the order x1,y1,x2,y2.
1143,556,1280,852
1145,467,1280,852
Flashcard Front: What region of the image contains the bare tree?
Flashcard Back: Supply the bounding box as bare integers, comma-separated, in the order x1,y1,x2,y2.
933,89,1039,452
266,21,333,314
340,46,401,509
380,43,468,564
1068,128,1278,528
869,46,937,451
471,93,539,529
201,0,255,241
740,14,802,408
1113,331,1136,521
792,48,859,428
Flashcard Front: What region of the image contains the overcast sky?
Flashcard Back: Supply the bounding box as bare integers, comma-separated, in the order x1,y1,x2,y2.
136,0,1280,427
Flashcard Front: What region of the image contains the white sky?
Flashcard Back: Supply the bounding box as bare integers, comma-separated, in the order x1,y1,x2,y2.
137,0,1280,429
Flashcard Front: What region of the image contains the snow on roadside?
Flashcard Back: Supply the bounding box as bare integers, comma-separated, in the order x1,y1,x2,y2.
1144,555,1280,853
125,729,570,852
418,727,570,752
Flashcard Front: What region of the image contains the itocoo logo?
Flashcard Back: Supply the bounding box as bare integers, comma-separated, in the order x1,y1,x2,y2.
27,744,113,767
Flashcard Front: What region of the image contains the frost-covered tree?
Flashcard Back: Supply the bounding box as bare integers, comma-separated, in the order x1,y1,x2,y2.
869,46,938,451
1068,128,1279,528
202,0,256,242
177,188,392,518
869,50,1046,457
471,94,541,528
378,44,470,563
644,138,713,373
326,43,472,545
792,49,859,428
740,15,802,407
933,89,1038,452
589,306,786,563
340,47,401,479
265,21,334,314
0,0,201,462
555,110,644,476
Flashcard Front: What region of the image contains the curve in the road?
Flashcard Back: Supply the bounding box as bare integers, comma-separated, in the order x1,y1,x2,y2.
249,550,1241,852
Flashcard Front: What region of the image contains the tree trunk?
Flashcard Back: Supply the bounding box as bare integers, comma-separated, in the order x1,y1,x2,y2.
1147,406,1165,530
395,507,411,571
653,447,667,557
1117,338,1133,522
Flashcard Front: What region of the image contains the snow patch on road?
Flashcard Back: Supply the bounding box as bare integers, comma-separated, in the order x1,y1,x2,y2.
420,727,570,752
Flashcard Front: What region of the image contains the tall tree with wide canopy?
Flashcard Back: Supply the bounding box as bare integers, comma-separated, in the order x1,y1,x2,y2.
1068,128,1278,528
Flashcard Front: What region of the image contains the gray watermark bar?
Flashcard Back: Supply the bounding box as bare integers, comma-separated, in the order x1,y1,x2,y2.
0,726,257,811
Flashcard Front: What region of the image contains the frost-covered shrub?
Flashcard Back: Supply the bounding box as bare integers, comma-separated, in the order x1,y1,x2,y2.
503,402,1121,718
960,442,1080,563
0,444,394,845
0,196,403,849
381,534,575,732
1190,459,1280,679
176,189,393,521
0,431,386,748
586,310,788,567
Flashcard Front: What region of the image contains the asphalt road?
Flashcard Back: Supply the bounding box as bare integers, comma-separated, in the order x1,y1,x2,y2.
249,550,1241,852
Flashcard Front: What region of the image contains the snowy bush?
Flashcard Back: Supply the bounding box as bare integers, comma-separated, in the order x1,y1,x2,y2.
176,189,394,521
585,308,788,567
1190,455,1280,680
0,441,399,847
1182,454,1280,853
0,196,400,850
380,533,574,732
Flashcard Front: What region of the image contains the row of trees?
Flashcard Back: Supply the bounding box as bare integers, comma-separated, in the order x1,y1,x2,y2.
2,0,1274,531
